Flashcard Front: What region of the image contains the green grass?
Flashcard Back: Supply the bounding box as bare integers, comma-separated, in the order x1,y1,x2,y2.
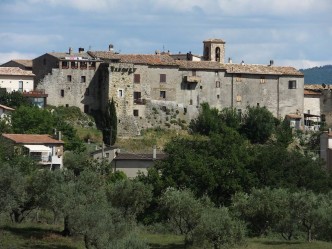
0,223,84,249
2,223,332,249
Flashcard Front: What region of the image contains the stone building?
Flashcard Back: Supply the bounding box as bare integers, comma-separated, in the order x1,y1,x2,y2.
33,48,104,113
33,39,304,136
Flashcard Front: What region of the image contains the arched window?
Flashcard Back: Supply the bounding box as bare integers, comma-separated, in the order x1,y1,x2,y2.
204,47,209,60
215,47,220,62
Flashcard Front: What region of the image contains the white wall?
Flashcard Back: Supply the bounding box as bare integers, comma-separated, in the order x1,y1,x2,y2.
0,75,34,92
304,96,320,115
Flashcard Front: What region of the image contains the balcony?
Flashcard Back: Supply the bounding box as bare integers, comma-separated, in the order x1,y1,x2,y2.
184,75,201,83
134,98,146,105
23,89,48,98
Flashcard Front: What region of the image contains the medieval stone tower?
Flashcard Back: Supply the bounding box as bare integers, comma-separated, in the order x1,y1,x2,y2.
203,39,225,63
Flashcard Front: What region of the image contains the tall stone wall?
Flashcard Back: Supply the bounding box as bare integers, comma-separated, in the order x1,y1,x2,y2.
36,62,103,112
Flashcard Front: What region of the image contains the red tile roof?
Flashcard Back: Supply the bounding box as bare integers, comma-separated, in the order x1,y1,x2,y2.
89,51,302,76
2,134,64,144
0,67,35,76
304,89,321,95
88,52,178,66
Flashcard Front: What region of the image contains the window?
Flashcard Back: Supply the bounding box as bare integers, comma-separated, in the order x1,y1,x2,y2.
18,81,23,92
133,109,139,117
288,80,297,89
192,70,196,76
62,61,68,69
71,61,77,69
200,86,203,89
189,99,193,105
216,81,220,88
215,47,221,62
257,103,260,107
217,94,220,99
81,76,86,83
118,89,123,97
67,75,72,82
80,61,87,69
160,74,166,83
160,91,166,99
60,89,64,97
134,74,140,83
134,91,141,100
260,76,265,84
85,88,90,96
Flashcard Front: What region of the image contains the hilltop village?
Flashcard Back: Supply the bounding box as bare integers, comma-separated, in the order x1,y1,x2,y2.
3,39,332,248
1,39,305,135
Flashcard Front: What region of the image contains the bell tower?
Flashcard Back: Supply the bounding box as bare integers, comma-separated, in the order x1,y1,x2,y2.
203,39,225,63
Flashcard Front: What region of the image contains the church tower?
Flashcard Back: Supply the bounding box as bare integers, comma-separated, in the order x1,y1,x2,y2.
203,39,225,63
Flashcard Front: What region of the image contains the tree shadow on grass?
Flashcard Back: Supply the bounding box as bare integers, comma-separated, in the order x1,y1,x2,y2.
2,226,79,249
3,225,60,240
260,240,302,245
149,243,185,249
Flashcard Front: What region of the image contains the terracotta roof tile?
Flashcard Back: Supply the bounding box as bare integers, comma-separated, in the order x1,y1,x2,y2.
88,52,178,66
305,84,331,90
0,67,35,76
223,64,303,76
11,60,33,68
2,134,64,144
304,89,321,95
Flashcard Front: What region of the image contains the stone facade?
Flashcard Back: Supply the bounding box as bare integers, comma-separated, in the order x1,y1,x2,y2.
31,39,304,136
33,50,104,112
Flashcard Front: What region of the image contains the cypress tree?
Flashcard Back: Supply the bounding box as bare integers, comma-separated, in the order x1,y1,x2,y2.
103,98,117,146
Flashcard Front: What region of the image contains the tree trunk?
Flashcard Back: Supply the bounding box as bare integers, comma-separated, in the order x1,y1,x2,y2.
61,215,71,237
307,228,312,242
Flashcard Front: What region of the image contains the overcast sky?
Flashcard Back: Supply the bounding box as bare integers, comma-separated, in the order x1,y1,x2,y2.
0,0,331,69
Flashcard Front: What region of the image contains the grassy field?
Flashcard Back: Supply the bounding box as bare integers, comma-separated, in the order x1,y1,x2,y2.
1,223,332,249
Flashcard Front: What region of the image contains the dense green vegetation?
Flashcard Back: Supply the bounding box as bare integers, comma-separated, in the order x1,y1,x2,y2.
1,102,332,248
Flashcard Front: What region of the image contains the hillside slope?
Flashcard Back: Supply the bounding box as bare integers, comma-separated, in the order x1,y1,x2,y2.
300,65,332,84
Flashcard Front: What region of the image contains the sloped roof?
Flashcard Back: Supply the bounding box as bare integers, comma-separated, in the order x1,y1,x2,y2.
223,64,303,76
47,52,95,60
114,153,167,161
1,60,32,68
2,134,64,144
88,52,178,66
304,89,321,95
203,39,226,43
0,67,35,76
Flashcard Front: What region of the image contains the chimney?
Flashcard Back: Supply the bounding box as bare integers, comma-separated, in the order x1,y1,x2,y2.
155,50,161,55
153,145,157,160
58,131,62,141
269,60,274,66
228,57,232,64
241,60,244,65
69,47,73,55
78,47,84,53
109,44,114,52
